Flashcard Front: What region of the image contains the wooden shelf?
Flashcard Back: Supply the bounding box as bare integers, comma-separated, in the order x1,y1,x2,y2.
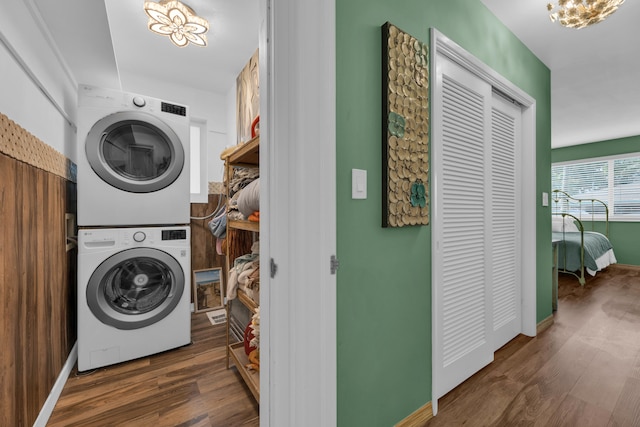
228,136,260,166
224,134,260,406
228,219,259,232
229,342,260,402
237,289,259,313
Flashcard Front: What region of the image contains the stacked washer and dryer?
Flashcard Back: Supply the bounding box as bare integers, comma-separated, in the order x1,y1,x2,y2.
76,85,192,372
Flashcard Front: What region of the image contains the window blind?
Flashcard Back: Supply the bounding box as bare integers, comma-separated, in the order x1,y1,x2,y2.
552,154,640,219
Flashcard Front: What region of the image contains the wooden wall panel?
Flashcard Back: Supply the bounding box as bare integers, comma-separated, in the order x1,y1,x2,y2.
190,194,227,274
0,151,18,426
0,152,75,426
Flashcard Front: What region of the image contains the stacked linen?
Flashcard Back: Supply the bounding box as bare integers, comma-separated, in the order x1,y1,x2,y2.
227,240,260,304
228,168,260,221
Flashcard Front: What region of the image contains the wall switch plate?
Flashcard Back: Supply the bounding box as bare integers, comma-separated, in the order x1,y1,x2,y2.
352,169,367,199
542,192,549,207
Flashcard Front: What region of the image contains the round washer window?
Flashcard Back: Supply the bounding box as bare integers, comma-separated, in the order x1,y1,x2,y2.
103,257,174,315
85,111,185,193
87,248,185,330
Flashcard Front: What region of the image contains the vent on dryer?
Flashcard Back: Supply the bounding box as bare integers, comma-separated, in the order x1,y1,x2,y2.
161,102,187,116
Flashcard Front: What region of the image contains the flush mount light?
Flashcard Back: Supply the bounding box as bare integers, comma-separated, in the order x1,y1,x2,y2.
547,0,625,29
144,0,209,47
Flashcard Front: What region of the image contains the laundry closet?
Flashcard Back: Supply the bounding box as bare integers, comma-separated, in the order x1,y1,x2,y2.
0,0,262,424
69,37,263,427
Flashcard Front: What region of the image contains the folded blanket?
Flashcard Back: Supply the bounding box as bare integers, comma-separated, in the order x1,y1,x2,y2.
238,178,260,218
229,168,259,197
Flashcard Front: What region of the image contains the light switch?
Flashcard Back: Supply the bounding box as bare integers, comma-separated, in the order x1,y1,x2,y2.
542,192,549,207
352,169,367,199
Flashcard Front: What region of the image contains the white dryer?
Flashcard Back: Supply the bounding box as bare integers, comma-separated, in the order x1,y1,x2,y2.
77,226,191,372
77,84,190,227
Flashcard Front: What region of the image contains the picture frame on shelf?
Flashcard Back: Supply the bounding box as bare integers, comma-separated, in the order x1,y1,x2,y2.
193,267,224,313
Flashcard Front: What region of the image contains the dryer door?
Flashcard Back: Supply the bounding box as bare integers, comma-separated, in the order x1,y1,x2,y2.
85,111,185,193
86,248,185,330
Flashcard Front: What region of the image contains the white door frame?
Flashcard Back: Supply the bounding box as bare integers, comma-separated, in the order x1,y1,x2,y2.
260,0,337,425
430,28,537,415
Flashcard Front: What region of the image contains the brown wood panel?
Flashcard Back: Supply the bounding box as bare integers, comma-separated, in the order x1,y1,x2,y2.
0,151,18,427
190,194,227,303
0,152,75,427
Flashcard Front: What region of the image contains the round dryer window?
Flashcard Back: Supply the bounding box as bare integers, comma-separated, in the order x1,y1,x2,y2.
85,111,185,193
86,248,185,330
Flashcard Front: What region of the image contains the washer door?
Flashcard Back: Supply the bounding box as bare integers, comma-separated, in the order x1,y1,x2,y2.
87,248,185,330
85,111,185,193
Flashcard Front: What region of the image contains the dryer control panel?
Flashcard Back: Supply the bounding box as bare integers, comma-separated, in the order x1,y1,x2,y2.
162,229,187,240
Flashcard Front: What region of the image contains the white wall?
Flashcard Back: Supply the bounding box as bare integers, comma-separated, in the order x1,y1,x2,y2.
226,81,239,149
0,0,77,160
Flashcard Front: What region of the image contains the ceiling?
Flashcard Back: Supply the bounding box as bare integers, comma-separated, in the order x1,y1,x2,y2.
480,0,640,148
33,1,638,148
33,0,259,95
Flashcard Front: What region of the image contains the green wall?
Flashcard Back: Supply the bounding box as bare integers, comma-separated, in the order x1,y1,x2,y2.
336,0,552,425
552,135,640,266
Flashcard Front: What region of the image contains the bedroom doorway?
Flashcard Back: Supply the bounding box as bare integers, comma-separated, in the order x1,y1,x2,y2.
430,28,537,414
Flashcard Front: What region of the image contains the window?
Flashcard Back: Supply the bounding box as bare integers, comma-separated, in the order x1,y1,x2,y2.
190,120,208,203
552,153,640,221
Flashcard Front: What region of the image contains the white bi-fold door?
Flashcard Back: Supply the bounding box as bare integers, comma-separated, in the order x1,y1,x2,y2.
432,48,523,404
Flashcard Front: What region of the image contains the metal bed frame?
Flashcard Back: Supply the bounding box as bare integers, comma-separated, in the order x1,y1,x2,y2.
552,189,610,285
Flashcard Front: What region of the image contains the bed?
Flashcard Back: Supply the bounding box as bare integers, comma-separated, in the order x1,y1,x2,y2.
552,190,617,285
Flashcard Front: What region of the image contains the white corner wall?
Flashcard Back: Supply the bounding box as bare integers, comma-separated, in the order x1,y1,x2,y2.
0,0,77,160
226,81,238,149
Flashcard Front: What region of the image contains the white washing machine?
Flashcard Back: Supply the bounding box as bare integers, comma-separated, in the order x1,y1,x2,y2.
77,84,190,227
77,226,191,371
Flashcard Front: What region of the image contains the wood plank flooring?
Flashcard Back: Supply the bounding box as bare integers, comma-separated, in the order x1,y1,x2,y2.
49,264,640,426
424,264,640,427
47,313,258,427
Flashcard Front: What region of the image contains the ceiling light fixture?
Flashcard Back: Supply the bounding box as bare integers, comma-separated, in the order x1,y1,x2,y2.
547,0,625,29
144,0,209,47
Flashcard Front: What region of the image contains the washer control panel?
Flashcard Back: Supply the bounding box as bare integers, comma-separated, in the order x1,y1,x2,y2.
79,227,189,249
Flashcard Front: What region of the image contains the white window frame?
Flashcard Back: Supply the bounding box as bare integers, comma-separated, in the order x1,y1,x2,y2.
190,119,208,203
552,152,640,222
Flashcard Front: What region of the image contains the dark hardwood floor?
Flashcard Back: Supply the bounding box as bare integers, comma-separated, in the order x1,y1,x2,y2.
48,265,640,426
425,264,640,427
47,313,259,427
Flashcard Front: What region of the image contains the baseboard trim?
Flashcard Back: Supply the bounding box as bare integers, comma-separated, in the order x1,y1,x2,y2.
536,315,554,334
395,401,433,427
33,341,77,427
615,263,640,271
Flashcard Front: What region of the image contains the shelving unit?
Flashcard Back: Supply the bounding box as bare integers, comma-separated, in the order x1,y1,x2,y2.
228,219,260,233
229,342,260,400
223,135,260,403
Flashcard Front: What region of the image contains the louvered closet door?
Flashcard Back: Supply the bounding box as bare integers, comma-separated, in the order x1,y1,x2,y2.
490,92,522,351
433,55,494,399
433,56,524,401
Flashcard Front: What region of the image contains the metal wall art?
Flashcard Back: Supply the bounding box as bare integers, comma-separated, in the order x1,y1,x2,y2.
381,22,430,227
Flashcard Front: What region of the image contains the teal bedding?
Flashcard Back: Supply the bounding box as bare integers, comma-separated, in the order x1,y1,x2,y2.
552,231,613,272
